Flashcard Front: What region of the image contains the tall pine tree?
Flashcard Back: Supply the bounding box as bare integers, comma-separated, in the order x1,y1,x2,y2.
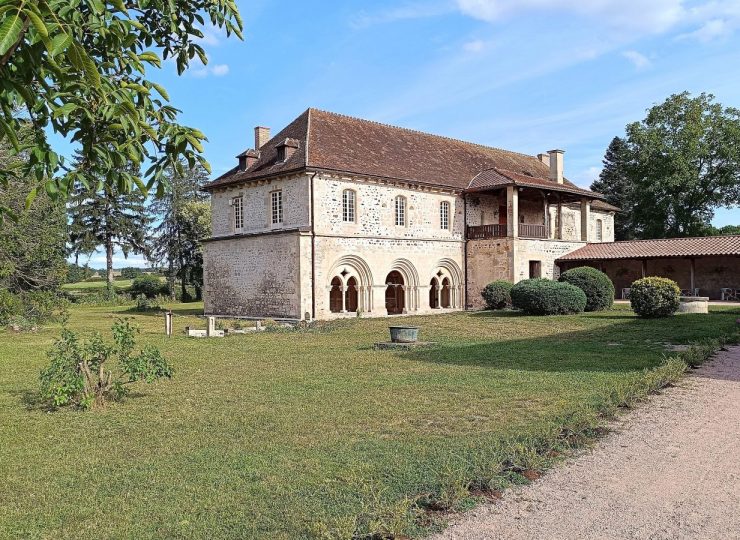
590,136,633,240
149,164,210,300
67,156,152,294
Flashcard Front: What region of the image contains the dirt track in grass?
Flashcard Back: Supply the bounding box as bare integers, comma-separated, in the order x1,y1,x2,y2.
431,346,740,540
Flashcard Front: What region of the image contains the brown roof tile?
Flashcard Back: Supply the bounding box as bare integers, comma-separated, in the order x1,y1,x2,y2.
204,109,607,204
557,235,740,261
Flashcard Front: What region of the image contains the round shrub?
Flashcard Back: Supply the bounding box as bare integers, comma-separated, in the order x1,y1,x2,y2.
510,278,587,315
630,277,680,318
129,274,164,299
481,280,513,310
558,266,614,312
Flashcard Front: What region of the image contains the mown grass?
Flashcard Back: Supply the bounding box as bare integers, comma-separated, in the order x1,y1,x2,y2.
0,304,738,539
61,278,134,291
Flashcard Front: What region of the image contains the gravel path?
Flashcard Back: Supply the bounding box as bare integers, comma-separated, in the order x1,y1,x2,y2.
431,346,740,540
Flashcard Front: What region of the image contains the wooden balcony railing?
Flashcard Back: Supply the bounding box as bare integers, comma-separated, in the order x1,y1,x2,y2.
519,224,547,238
467,224,506,239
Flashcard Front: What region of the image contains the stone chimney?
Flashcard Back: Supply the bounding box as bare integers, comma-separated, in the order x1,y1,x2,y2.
254,126,270,150
548,149,564,184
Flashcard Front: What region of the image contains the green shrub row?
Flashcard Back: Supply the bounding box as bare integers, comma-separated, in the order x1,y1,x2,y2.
510,278,587,315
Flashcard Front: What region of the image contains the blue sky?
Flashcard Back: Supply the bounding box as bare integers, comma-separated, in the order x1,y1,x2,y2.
69,0,740,267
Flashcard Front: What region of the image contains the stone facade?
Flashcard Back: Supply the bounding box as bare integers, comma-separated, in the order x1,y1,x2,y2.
204,171,616,320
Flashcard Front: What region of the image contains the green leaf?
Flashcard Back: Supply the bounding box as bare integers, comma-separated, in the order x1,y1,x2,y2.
151,83,169,101
50,32,71,56
0,9,24,55
24,187,38,210
25,9,47,38
52,103,78,118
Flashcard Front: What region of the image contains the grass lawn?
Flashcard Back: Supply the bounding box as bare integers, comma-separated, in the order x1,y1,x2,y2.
61,279,134,291
0,304,738,539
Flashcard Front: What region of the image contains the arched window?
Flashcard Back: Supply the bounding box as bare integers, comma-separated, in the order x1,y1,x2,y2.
429,278,439,309
394,196,406,226
329,277,343,313
440,201,450,230
595,219,603,242
441,277,451,308
345,277,358,312
342,189,356,222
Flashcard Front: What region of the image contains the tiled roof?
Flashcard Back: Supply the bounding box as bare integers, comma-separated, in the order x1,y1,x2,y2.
557,235,740,261
468,168,607,199
204,109,607,203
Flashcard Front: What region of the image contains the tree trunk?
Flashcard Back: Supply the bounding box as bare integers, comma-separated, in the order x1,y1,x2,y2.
105,237,114,293
167,259,176,301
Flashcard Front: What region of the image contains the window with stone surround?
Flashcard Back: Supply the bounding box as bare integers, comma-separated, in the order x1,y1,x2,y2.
233,195,243,231
342,189,356,222
596,219,603,241
395,195,406,226
271,190,283,224
440,201,450,230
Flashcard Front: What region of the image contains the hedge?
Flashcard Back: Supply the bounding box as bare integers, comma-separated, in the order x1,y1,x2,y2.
559,266,614,312
510,278,587,315
630,277,680,318
481,280,513,310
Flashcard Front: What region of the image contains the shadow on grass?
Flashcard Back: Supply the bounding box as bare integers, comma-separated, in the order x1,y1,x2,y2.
401,311,740,374
8,387,151,412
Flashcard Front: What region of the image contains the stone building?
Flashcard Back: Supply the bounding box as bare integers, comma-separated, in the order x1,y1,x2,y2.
202,108,618,320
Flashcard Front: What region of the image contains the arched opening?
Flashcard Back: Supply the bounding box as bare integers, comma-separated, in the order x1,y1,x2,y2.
441,277,451,308
329,277,343,313
345,277,358,313
385,271,405,315
429,277,439,309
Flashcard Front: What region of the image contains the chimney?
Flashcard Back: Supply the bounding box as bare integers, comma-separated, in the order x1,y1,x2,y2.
237,149,260,171
548,149,564,184
254,126,270,150
537,153,549,165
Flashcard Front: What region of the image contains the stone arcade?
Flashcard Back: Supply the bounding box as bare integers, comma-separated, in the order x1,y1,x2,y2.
202,108,620,320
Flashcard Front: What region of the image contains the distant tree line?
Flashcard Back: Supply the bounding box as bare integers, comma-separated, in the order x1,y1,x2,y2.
592,92,740,240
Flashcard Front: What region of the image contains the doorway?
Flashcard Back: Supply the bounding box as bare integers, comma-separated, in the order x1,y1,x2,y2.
529,260,542,279
385,271,405,315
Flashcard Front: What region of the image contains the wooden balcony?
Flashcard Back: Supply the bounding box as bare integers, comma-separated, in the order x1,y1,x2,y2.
467,224,506,239
519,224,547,238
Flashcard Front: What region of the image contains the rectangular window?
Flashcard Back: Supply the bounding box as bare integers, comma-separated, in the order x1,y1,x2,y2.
233,196,243,230
342,190,356,222
440,201,450,230
395,196,406,226
271,190,283,224
529,260,542,279
595,219,603,241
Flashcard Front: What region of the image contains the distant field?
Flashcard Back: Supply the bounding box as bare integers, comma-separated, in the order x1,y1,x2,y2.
61,279,134,291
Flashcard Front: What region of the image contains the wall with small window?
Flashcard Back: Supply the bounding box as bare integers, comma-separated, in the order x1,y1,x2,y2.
313,175,464,239
210,173,310,237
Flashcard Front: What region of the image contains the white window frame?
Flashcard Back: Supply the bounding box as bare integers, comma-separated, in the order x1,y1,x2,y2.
233,195,243,231
342,189,356,223
271,190,283,224
440,201,450,230
595,219,603,241
394,195,406,227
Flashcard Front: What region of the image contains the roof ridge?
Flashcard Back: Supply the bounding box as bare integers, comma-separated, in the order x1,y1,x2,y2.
306,107,539,161
600,234,740,245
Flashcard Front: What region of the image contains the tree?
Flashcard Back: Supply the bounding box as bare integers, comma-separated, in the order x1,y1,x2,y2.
0,121,66,291
67,157,152,293
0,1,242,220
703,224,740,236
620,92,740,238
590,137,633,240
149,164,210,300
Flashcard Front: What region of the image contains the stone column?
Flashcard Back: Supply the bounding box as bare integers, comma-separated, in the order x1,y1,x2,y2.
580,198,591,242
507,186,518,238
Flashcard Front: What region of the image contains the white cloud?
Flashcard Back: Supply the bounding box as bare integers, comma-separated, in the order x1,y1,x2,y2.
462,39,486,52
679,18,733,42
211,64,230,76
188,55,230,78
622,50,651,70
196,22,226,46
455,0,686,34
351,2,451,28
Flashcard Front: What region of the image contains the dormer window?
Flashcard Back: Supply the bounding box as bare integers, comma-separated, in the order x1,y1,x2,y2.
275,138,300,162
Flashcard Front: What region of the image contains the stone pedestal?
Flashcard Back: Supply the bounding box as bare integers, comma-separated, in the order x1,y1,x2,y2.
678,296,709,314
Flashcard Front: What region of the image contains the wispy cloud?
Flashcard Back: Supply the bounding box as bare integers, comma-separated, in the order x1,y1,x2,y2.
622,50,651,70
350,2,453,28
462,39,486,52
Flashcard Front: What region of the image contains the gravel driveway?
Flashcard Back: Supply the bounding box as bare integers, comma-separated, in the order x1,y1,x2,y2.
431,346,740,540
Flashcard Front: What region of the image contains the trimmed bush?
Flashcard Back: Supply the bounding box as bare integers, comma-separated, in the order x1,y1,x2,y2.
130,274,164,299
559,266,614,312
630,277,680,318
510,278,587,315
481,280,513,310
